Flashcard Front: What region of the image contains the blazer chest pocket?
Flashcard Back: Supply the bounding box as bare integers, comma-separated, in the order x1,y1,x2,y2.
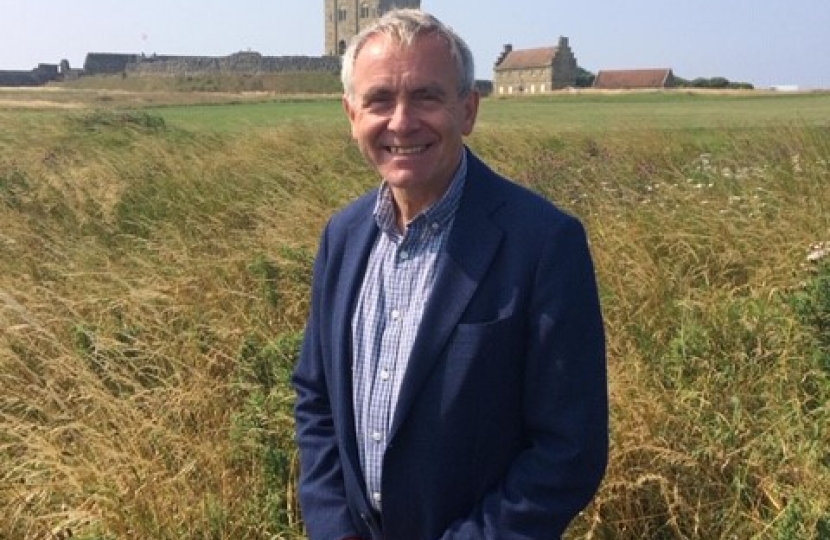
437,315,526,417
447,314,523,361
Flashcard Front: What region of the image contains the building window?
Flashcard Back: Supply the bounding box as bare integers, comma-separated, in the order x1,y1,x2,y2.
338,6,347,21
360,3,370,18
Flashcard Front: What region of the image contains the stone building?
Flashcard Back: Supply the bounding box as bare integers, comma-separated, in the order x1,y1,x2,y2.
325,0,421,56
493,37,578,95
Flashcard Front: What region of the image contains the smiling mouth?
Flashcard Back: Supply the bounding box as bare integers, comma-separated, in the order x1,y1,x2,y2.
387,145,429,155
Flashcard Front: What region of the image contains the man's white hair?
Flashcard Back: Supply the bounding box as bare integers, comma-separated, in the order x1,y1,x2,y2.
340,8,476,100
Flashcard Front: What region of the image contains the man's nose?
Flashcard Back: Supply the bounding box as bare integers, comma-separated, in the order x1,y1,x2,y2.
388,100,418,132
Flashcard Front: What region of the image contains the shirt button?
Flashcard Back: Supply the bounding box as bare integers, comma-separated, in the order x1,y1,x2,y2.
372,431,383,442
390,309,400,321
400,250,409,260
372,492,382,504
380,369,391,381
431,222,440,230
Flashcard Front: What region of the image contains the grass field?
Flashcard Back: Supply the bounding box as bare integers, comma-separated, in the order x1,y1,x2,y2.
1,87,829,539
148,90,830,133
4,86,830,132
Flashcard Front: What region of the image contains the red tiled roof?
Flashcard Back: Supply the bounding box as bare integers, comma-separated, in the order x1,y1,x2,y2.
593,69,674,89
495,47,557,70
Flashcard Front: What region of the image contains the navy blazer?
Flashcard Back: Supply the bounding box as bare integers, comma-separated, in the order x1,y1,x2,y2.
293,149,608,540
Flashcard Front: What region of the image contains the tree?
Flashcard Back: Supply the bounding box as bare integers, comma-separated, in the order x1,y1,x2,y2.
575,67,595,88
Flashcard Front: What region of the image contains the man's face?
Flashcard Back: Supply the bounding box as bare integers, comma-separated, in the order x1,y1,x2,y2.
344,32,479,203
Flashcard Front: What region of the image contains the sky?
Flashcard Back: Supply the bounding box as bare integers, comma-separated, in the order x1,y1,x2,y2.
1,0,828,90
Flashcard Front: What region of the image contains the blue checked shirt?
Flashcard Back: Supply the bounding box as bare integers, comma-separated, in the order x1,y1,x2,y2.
351,153,467,512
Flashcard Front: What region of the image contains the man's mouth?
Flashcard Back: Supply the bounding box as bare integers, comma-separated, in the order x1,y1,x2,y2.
387,145,429,155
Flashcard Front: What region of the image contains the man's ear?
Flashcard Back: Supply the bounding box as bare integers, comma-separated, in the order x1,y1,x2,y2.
461,89,480,136
343,94,358,138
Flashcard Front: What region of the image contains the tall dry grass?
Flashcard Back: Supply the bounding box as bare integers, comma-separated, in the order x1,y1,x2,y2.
1,108,828,539
486,126,830,539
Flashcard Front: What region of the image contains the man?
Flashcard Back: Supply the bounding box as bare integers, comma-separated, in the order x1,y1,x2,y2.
293,9,607,540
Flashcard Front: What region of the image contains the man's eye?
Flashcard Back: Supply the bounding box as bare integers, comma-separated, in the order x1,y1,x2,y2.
413,92,444,108
366,96,392,109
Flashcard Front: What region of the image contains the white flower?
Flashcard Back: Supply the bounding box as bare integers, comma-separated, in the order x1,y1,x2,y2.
806,242,830,263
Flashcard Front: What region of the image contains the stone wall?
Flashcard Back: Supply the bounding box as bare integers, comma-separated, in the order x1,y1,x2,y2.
0,71,42,87
496,67,556,95
83,53,142,75
125,52,340,76
0,64,60,87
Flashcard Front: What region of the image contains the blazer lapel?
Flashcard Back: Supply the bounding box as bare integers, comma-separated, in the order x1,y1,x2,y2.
389,158,505,438
331,203,379,470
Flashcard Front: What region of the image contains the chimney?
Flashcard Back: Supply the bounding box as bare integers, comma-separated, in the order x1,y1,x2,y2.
495,44,513,66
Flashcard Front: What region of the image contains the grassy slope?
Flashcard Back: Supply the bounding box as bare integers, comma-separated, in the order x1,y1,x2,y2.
1,92,829,539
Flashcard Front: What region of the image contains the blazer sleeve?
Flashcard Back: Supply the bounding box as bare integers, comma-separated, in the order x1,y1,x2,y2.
440,216,608,539
292,224,362,540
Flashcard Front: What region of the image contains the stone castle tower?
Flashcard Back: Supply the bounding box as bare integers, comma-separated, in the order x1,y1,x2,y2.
325,0,422,56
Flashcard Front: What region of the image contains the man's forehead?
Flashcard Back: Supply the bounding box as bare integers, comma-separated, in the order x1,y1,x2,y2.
357,31,449,61
353,36,455,89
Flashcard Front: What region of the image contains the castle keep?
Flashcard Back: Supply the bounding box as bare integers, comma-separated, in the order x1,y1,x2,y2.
325,0,421,56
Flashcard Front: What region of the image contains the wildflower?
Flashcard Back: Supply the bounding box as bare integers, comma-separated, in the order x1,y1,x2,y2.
791,154,803,173
806,242,830,263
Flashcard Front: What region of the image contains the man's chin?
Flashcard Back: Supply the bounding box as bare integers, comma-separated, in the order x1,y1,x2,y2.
380,167,421,187
383,175,421,191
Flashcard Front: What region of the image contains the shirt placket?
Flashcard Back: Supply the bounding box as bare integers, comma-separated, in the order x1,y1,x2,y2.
365,228,420,509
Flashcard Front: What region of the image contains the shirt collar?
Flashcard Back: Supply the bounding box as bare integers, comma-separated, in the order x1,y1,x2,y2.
374,150,468,235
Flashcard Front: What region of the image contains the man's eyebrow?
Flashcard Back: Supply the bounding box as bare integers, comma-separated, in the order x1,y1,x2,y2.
367,86,393,95
361,86,393,100
412,83,447,96
359,82,449,103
